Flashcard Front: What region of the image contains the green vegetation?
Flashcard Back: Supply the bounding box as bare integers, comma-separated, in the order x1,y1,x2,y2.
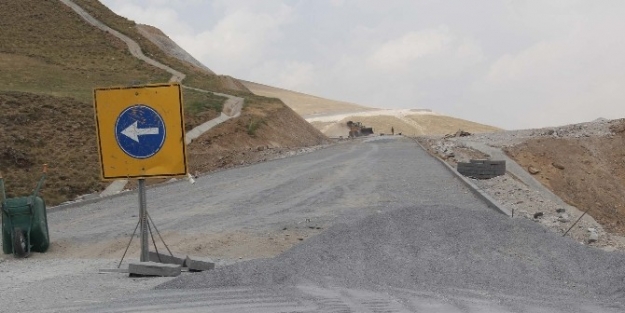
0,0,171,103
183,88,226,115
0,92,106,205
247,118,266,137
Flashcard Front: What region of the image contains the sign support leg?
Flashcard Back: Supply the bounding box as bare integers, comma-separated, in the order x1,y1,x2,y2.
138,179,149,262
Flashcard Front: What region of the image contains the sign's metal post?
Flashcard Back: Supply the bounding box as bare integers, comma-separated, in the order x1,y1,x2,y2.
93,84,188,266
138,179,149,262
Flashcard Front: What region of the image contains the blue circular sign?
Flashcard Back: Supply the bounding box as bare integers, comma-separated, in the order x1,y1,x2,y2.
115,105,166,159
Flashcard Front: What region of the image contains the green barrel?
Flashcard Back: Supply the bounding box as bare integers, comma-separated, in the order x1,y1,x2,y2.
2,195,50,255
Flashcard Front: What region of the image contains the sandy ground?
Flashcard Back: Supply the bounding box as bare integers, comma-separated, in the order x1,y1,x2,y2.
304,109,500,138
241,80,372,116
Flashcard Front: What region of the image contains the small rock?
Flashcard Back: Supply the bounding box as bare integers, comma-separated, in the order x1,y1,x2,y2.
588,232,599,243
528,166,540,175
552,162,565,170
556,208,566,213
533,212,544,219
558,216,570,223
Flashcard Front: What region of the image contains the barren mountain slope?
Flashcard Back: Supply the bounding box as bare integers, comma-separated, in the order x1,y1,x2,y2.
241,81,500,137
187,96,329,174
241,80,372,116
309,111,501,138
408,114,501,135
136,24,215,74
505,119,625,235
0,0,328,205
71,0,237,93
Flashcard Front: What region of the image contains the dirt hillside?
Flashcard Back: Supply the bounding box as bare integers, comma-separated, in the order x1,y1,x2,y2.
241,81,501,137
187,96,329,174
0,0,328,205
419,117,625,251
241,80,372,116
505,119,625,235
0,92,106,205
308,110,501,138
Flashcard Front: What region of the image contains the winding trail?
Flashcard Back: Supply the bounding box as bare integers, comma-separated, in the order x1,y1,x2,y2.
59,0,243,196
59,0,185,83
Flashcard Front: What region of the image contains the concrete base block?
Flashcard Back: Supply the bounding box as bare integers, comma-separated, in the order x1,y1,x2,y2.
185,256,215,272
148,251,185,266
128,262,181,277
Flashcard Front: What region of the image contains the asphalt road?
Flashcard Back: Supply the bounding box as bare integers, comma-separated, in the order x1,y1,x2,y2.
3,136,624,312
47,136,489,253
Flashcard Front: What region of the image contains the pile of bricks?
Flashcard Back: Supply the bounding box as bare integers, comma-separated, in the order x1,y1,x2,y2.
457,159,506,179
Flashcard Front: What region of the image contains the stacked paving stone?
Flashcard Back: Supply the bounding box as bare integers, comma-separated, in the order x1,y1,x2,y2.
457,159,505,179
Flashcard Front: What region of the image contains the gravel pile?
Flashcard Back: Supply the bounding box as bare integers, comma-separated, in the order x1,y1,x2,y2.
160,205,625,304
465,118,617,148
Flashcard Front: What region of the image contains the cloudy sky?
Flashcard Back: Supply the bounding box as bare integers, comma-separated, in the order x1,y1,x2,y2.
100,0,625,129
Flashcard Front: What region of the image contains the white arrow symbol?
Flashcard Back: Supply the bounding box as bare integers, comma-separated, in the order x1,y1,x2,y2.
121,121,160,143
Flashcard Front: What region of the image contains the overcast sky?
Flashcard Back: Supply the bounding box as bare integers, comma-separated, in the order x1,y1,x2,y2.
100,0,625,129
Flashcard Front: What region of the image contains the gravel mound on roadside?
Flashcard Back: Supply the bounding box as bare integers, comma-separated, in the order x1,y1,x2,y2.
160,205,625,302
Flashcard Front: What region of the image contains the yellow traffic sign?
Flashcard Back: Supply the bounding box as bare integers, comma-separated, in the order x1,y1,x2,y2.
93,83,188,180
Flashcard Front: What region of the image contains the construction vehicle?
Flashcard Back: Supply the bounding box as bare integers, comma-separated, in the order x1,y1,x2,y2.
347,121,374,138
1,165,50,258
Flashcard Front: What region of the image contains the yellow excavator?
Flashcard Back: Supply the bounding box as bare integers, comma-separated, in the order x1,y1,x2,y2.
347,121,374,138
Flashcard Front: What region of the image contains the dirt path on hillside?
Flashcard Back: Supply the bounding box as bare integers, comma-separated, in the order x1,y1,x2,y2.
61,0,245,196
60,0,185,82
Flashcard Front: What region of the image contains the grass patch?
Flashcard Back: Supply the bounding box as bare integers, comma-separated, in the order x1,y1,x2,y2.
0,0,171,102
247,118,266,137
183,88,226,115
0,92,106,205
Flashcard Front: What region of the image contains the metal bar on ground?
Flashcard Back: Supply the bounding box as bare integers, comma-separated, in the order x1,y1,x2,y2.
148,212,175,258
118,219,140,268
147,220,161,262
563,206,592,237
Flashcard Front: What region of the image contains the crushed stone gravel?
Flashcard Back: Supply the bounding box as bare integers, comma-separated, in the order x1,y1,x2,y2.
159,205,625,307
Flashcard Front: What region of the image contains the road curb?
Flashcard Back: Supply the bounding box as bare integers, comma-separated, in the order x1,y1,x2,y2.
410,137,512,217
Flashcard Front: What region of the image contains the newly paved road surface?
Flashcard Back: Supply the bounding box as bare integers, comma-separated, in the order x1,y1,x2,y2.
3,137,623,312
48,137,489,249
